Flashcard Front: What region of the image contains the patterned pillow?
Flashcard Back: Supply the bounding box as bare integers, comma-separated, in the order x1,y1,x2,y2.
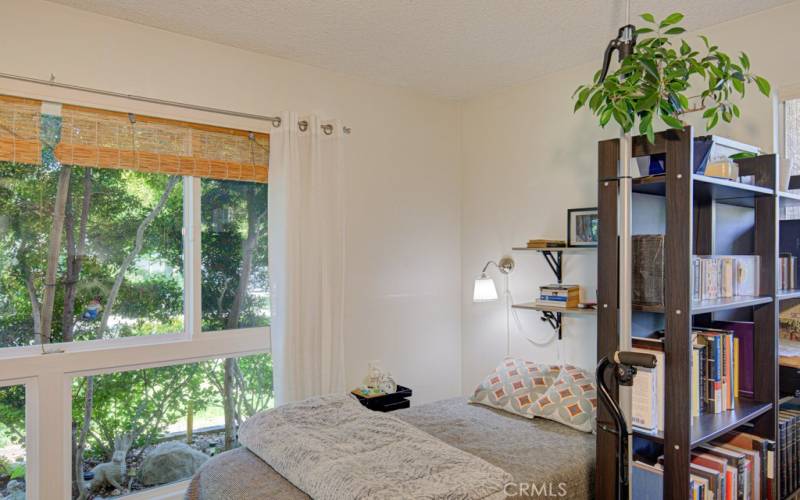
529,364,597,433
469,357,560,418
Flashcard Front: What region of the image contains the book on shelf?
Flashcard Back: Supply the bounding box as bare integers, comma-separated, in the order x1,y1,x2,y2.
632,337,665,432
537,284,579,308
632,430,775,500
526,239,566,248
692,255,760,301
632,324,748,426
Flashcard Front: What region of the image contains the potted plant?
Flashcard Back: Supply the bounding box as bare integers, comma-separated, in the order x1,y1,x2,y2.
572,12,771,144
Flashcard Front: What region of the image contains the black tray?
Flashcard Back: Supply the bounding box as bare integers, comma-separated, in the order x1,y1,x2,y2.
353,385,412,411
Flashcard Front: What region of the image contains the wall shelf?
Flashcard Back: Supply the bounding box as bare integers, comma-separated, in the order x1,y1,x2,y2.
512,245,594,339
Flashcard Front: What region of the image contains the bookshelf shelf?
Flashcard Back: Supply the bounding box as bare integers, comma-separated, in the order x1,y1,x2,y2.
597,128,779,499
632,172,774,207
630,295,773,314
511,302,596,314
779,289,800,301
633,399,773,447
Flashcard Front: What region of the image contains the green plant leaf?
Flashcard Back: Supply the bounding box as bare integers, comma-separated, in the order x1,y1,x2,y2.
731,78,744,95
641,12,655,23
732,104,740,118
664,27,686,35
589,90,604,111
661,114,684,129
702,106,716,119
636,27,654,34
660,12,684,28
729,152,756,160
739,52,750,71
755,76,771,97
599,107,613,127
699,34,710,48
707,112,719,130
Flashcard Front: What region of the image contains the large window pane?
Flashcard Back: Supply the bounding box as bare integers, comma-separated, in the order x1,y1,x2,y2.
0,384,26,499
0,162,183,348
72,353,272,499
201,180,268,331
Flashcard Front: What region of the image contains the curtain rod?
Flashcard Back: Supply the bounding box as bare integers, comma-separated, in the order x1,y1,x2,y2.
0,71,351,135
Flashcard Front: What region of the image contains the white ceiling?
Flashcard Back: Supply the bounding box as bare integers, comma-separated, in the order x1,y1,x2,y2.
49,0,792,99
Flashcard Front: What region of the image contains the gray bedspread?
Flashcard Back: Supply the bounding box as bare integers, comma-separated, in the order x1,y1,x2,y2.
186,397,595,499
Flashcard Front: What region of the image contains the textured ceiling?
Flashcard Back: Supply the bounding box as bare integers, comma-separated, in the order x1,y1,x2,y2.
48,0,793,99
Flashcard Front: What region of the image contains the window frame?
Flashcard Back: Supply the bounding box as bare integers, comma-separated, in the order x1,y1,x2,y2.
0,86,270,500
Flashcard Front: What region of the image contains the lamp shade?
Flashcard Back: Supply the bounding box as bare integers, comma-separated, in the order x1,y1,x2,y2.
473,273,498,302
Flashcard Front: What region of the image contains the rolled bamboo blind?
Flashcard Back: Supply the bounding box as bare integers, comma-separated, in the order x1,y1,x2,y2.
0,95,269,183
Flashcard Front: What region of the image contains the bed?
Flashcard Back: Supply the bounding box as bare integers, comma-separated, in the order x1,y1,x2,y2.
185,397,595,499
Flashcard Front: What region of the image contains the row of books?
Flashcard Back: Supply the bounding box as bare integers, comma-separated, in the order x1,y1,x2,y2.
536,284,579,308
780,400,800,499
632,323,755,433
632,431,775,500
692,255,760,302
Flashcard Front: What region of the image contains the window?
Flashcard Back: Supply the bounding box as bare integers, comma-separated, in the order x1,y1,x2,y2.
0,384,25,499
0,165,184,347
0,94,270,499
201,179,269,331
71,353,271,499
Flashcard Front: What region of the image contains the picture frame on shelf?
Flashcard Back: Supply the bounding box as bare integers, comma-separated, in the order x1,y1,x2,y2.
567,207,598,247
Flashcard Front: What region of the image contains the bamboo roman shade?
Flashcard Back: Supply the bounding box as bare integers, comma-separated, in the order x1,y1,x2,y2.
0,95,269,183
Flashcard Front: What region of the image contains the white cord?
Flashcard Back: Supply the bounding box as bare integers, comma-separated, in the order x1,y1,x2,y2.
507,288,558,348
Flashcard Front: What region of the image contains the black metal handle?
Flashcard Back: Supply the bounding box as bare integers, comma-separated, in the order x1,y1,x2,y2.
616,351,657,369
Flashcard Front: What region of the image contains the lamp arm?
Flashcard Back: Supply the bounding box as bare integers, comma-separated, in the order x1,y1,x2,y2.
481,260,499,274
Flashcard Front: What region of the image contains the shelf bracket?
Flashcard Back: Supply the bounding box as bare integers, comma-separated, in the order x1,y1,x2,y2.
540,310,563,340
540,250,563,283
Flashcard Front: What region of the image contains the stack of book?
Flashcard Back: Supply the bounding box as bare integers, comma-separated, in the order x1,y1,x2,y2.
780,399,800,498
633,431,775,499
526,239,566,248
632,324,754,434
780,253,798,291
692,255,760,301
536,284,579,308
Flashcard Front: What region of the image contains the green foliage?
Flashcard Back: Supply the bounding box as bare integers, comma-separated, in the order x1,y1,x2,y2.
572,12,771,142
9,462,25,480
0,159,273,482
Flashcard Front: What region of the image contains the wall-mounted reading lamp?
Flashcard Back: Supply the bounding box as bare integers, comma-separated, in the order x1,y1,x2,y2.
473,256,515,355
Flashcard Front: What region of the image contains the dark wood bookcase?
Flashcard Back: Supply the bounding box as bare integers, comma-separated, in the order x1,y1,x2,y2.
596,127,780,498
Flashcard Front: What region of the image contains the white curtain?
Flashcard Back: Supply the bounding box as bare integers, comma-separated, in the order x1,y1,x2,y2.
269,112,347,405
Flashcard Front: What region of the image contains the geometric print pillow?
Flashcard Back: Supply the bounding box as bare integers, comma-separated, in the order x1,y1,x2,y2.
528,364,597,433
469,357,560,419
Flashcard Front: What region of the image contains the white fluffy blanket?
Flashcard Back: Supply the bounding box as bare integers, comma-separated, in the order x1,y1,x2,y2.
238,394,512,499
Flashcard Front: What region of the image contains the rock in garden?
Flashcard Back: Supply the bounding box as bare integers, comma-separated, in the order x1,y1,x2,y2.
139,441,208,486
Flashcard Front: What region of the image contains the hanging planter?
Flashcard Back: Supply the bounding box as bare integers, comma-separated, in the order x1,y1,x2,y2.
572,12,771,143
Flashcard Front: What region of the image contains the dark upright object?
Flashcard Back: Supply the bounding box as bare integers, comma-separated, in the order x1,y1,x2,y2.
596,128,779,499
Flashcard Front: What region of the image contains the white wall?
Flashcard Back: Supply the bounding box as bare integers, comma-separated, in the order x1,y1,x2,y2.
459,1,800,393
0,0,463,404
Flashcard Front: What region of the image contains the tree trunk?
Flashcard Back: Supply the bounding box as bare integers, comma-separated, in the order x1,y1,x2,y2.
40,165,73,344
62,169,92,343
186,403,194,445
18,251,42,344
74,176,180,496
223,186,262,450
